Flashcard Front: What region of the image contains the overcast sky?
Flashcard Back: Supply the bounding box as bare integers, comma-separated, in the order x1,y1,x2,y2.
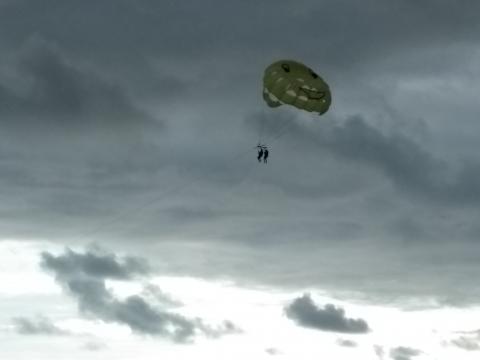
1,1,480,359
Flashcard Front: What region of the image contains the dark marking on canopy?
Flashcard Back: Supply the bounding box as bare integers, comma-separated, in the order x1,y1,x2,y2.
308,68,319,79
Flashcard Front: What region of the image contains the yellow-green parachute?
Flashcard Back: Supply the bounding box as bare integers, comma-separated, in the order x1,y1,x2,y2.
263,60,331,115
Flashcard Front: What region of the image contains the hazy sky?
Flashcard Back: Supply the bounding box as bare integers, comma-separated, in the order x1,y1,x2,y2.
1,1,480,359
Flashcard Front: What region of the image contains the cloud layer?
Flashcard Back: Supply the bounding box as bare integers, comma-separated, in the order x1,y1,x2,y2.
1,0,480,311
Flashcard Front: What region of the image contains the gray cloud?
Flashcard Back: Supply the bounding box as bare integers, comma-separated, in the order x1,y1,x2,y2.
389,346,421,360
141,283,183,308
374,345,385,360
40,248,239,342
109,295,199,340
450,335,480,351
81,340,108,352
40,248,149,280
284,293,369,333
265,348,281,356
337,338,357,347
12,315,69,336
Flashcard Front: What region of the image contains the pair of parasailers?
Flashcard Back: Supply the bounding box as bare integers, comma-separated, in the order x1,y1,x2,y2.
256,145,269,163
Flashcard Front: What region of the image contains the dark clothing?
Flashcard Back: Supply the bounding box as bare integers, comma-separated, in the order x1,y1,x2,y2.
257,149,264,162
263,149,269,163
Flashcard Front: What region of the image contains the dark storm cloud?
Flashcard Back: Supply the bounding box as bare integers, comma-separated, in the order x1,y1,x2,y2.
284,293,369,333
252,112,480,207
2,0,480,71
0,38,161,133
315,116,480,206
0,0,480,307
0,37,173,241
387,216,428,242
12,315,69,336
40,249,239,342
0,38,165,201
163,206,220,223
389,346,421,360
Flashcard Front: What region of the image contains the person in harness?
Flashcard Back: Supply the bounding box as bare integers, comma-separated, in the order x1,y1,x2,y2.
257,144,264,162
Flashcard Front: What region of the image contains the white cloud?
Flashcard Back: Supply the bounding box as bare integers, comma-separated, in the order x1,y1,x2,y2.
2,241,480,359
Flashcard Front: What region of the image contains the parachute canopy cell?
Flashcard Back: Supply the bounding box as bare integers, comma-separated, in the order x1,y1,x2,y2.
263,60,331,115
